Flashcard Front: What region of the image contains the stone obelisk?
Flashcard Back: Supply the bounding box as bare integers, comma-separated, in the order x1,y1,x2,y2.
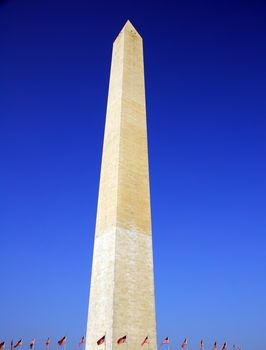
86,20,157,350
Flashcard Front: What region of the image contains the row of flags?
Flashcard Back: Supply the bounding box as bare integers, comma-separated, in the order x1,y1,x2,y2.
96,335,235,350
160,337,229,350
0,337,79,350
96,335,147,346
0,338,241,350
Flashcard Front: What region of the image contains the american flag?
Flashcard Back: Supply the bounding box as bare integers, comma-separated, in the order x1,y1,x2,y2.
0,342,5,350
200,340,204,350
161,337,169,345
220,343,227,350
181,339,188,349
58,337,66,347
97,336,105,346
45,339,50,350
30,340,35,349
79,337,85,346
212,342,217,350
141,337,149,346
14,340,22,349
117,336,127,345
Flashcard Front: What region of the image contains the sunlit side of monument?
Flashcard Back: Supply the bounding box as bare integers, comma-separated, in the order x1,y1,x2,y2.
86,21,157,350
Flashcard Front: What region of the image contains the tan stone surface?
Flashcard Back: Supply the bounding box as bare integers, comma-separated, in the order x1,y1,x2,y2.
86,21,157,350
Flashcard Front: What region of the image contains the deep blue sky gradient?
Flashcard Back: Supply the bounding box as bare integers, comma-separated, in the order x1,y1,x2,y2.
0,1,265,350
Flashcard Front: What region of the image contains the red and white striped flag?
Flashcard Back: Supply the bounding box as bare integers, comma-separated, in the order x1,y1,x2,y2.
220,343,227,350
141,337,149,346
200,340,204,350
14,340,22,349
0,342,5,350
161,337,169,345
117,336,127,345
79,337,85,346
181,339,188,349
29,340,35,350
45,339,50,350
97,336,105,346
58,337,66,347
212,342,217,350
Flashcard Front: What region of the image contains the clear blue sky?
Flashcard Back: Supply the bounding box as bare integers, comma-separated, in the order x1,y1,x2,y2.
0,1,265,350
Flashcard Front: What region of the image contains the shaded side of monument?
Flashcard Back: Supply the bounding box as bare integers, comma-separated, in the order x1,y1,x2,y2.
86,21,157,350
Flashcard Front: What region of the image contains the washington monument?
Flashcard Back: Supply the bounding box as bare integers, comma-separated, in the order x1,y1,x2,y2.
86,21,157,350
